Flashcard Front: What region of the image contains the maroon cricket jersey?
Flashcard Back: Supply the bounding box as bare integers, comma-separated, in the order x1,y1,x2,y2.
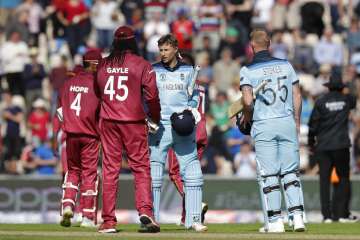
195,82,207,145
58,70,100,137
96,53,160,122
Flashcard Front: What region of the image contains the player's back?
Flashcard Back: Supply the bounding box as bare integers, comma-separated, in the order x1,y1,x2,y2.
240,52,298,121
60,70,100,137
97,53,155,121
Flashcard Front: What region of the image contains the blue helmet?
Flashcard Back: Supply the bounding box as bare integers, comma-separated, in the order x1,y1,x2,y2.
170,109,195,136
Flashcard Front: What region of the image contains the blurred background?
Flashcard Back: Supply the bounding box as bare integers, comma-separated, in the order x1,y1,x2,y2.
0,0,359,224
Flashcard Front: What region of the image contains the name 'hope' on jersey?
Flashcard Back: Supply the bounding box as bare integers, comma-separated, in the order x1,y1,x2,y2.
153,61,199,123
240,54,299,121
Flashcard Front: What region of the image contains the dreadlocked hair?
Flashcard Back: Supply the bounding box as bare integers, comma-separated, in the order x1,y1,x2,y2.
104,38,139,65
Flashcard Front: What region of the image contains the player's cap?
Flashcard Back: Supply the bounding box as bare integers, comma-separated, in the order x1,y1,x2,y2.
114,26,135,40
170,109,195,136
83,50,102,63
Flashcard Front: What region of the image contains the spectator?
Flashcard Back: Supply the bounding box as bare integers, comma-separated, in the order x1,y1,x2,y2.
144,0,167,20
27,138,58,175
91,0,124,51
210,92,230,131
350,47,360,75
27,98,50,142
226,118,246,160
2,94,25,165
300,0,328,37
120,0,144,24
0,0,22,27
16,0,45,46
313,28,343,67
166,0,189,24
292,29,316,74
251,0,274,29
171,8,195,54
57,0,90,57
5,8,30,43
197,0,224,51
346,18,360,53
270,30,288,59
1,31,29,96
213,48,240,92
225,0,253,34
23,48,46,111
196,35,216,64
217,26,246,60
128,8,145,55
234,140,256,178
144,12,169,61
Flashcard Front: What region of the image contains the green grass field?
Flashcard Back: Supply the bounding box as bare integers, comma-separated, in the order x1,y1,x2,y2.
0,223,360,240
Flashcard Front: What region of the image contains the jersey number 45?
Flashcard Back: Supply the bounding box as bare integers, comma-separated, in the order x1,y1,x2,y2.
104,75,129,101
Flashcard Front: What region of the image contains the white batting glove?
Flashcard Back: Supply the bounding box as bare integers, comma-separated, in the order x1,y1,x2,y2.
145,118,159,134
190,108,201,124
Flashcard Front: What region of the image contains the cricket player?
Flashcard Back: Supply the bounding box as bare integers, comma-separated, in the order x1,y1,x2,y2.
150,34,207,232
58,50,102,228
95,26,161,233
240,29,305,232
167,53,208,225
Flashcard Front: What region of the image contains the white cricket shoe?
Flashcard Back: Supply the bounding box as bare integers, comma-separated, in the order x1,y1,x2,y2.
80,217,96,228
259,218,285,233
293,214,306,232
191,223,208,232
339,215,359,223
60,206,73,227
323,218,333,224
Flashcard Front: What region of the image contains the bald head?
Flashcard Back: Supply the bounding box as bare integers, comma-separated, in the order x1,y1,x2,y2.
250,29,271,53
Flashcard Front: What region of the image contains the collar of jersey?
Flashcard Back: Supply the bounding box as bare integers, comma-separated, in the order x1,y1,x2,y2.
160,60,184,72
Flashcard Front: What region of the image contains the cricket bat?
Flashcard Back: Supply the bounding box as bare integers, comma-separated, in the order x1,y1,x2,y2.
228,80,269,119
187,65,201,97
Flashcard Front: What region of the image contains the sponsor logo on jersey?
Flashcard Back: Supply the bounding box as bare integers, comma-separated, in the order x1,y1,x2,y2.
162,83,184,90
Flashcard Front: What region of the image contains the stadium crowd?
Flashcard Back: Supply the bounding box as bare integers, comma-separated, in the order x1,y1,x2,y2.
0,0,359,177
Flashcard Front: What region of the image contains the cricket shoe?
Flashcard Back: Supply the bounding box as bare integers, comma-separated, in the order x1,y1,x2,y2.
191,223,208,232
80,217,96,228
259,218,285,233
323,218,333,223
293,214,306,232
98,222,117,233
339,215,358,223
60,206,73,227
201,202,208,224
139,214,160,233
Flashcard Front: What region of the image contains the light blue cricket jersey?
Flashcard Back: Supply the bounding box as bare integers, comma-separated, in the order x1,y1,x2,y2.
239,51,299,121
152,61,199,124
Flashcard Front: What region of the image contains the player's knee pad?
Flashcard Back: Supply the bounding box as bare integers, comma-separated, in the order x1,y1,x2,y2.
183,160,203,187
151,161,164,188
258,174,281,219
280,171,304,213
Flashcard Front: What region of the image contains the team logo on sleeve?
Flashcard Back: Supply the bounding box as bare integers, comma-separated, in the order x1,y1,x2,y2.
160,73,166,81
